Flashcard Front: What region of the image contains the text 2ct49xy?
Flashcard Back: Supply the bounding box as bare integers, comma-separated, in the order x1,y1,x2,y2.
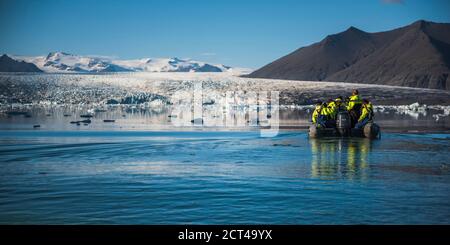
178,229,272,242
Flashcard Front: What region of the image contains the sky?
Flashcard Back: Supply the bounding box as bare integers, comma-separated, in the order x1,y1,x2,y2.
1,0,450,68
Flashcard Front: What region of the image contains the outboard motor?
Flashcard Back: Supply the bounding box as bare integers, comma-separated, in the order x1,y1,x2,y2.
364,123,381,139
336,111,351,136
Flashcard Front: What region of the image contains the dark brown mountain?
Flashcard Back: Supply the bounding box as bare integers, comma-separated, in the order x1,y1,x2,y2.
247,20,450,90
0,54,43,72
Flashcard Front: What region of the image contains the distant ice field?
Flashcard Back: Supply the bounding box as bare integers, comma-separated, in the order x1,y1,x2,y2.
0,72,449,132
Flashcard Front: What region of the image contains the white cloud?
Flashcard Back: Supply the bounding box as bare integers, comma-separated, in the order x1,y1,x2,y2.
200,52,217,56
85,54,119,61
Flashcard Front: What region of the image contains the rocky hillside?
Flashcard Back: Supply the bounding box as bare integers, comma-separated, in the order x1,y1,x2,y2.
247,20,450,90
0,55,42,72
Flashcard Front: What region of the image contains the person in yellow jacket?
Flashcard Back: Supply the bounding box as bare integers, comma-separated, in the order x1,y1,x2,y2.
347,89,363,127
326,99,337,120
327,96,345,120
347,89,362,111
312,101,333,128
312,101,322,124
335,96,346,110
355,99,374,129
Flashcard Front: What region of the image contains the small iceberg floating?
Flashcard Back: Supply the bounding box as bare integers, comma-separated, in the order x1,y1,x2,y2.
70,119,91,124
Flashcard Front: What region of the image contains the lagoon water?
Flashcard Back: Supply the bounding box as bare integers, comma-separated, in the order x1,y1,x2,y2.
1,105,449,131
0,130,449,224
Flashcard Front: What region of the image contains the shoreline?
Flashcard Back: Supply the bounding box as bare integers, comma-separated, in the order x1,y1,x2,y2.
1,128,449,135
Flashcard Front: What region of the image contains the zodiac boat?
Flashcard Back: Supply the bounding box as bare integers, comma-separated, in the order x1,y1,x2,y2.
309,111,381,139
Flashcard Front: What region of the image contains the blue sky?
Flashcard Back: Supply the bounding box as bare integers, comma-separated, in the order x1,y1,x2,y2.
1,0,449,68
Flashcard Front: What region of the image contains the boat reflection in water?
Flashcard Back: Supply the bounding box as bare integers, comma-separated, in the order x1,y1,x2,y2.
309,138,373,180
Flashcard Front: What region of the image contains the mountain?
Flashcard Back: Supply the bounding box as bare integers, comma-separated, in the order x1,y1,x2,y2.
247,20,450,90
112,57,230,72
7,52,133,73
41,52,132,72
0,54,42,72
7,52,232,73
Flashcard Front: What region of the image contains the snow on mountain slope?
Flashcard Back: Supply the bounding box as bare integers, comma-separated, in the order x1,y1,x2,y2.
13,52,132,73
11,52,236,73
112,57,230,72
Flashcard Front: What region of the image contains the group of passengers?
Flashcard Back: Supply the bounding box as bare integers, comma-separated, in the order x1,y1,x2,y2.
311,89,374,129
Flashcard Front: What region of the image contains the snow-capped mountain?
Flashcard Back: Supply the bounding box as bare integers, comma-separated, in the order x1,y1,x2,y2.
113,57,231,72
10,52,233,73
12,52,132,73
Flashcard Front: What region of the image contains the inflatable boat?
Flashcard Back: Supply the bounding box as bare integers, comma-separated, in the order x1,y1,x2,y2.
309,111,381,139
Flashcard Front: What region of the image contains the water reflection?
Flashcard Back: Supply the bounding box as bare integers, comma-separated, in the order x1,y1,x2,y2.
310,138,372,180
0,104,449,131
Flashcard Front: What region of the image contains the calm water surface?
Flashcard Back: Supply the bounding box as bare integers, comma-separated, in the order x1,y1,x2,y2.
0,130,449,224
1,105,449,131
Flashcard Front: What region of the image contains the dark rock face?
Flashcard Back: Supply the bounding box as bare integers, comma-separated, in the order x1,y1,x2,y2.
195,64,223,72
247,20,450,90
0,55,43,72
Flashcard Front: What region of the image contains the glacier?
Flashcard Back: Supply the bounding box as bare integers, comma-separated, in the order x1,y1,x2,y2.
9,52,240,73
